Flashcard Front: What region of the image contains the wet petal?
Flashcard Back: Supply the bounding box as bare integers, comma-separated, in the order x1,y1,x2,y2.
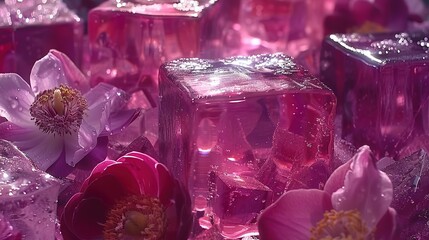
258,189,332,240
63,121,98,167
85,82,129,112
5,127,64,171
0,73,34,126
0,122,40,147
324,159,352,195
30,50,89,95
83,84,113,135
331,145,393,231
48,50,90,92
99,109,141,136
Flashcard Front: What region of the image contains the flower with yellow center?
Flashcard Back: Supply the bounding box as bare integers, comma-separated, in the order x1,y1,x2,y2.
104,195,167,240
258,146,396,240
0,50,140,175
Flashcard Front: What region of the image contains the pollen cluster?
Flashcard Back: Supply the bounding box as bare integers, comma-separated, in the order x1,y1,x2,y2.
310,209,370,240
29,85,88,136
104,195,167,240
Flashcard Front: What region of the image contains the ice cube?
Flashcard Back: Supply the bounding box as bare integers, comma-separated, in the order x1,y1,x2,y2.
159,53,336,237
380,149,429,239
320,31,429,158
0,1,83,81
0,140,60,240
209,172,270,238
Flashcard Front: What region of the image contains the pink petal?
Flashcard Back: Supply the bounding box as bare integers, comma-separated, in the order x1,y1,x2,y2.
87,163,141,196
30,50,89,95
0,122,39,145
374,207,397,240
80,160,119,191
99,109,141,136
85,82,129,112
324,159,352,195
82,174,136,208
156,163,175,205
258,189,332,240
118,155,159,196
0,124,65,171
63,121,98,167
48,50,90,92
62,193,84,233
83,84,123,135
0,73,34,126
71,197,107,239
331,145,393,231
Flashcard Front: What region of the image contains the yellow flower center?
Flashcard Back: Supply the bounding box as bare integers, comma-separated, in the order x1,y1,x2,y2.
310,210,370,240
29,85,87,136
103,195,167,240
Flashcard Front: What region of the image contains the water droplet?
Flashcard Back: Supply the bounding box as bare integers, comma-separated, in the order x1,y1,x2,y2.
9,98,18,109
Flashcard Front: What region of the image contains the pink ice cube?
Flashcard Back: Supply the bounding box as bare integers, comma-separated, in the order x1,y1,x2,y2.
159,53,336,237
321,31,429,158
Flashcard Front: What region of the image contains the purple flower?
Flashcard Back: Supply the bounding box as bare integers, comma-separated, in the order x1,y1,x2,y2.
258,145,396,240
0,50,139,174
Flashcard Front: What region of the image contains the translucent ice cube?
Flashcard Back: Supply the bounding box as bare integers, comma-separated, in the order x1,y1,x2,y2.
159,53,336,237
209,172,271,238
321,31,429,158
0,140,60,240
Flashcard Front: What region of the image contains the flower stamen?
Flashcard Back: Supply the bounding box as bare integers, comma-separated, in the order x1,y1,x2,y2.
104,195,167,240
310,210,370,240
53,89,65,115
29,85,87,136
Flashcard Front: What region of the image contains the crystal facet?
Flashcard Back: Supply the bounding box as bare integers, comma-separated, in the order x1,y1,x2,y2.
380,149,429,239
0,1,83,81
159,53,336,237
320,31,429,158
0,140,61,240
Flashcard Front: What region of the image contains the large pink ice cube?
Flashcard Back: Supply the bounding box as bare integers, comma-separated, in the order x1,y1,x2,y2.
320,31,429,158
159,53,336,238
0,1,83,81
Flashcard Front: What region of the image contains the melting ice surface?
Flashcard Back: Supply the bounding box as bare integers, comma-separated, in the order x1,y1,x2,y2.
0,140,60,240
160,53,336,238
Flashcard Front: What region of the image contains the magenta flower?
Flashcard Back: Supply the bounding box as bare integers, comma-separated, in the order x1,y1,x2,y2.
60,152,191,240
0,50,139,174
258,145,396,240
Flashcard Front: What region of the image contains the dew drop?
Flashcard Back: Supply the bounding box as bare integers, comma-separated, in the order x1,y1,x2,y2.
9,98,18,109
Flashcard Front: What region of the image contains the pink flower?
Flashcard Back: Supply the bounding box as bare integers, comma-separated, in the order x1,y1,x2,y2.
0,50,139,174
60,152,192,240
258,145,396,240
